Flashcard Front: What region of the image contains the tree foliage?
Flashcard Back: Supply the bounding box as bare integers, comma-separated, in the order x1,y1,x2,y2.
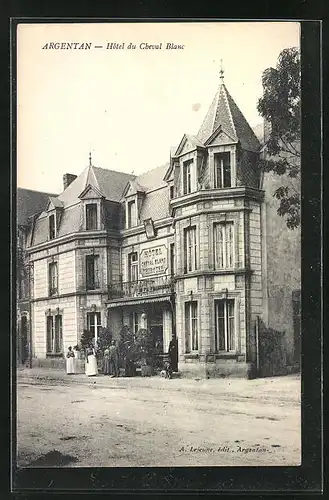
96,327,112,352
80,329,94,351
118,325,157,368
257,47,301,229
134,328,157,367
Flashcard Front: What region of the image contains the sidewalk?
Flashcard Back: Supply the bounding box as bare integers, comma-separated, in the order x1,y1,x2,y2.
16,367,301,403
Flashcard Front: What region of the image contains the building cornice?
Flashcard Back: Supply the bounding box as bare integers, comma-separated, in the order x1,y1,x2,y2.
26,230,120,254
172,206,252,225
174,268,253,280
170,187,265,211
31,289,108,303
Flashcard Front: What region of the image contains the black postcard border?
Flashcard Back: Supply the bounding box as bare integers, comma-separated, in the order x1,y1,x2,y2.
8,18,323,495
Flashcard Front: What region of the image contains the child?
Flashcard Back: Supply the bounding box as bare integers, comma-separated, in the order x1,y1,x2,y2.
163,360,173,379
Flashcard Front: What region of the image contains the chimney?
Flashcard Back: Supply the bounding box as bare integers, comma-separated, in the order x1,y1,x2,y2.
63,173,77,190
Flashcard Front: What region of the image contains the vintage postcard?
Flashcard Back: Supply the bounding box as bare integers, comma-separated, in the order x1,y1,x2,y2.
15,21,302,470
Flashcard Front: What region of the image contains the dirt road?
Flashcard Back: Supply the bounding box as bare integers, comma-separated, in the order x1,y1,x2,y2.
16,372,301,467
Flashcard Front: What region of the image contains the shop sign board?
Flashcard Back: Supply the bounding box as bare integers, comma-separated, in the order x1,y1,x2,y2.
140,245,167,276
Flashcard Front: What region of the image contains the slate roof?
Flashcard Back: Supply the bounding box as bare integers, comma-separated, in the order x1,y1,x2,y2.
58,165,136,207
185,134,205,148
48,196,64,208
17,188,58,227
29,161,171,246
197,82,260,152
140,186,171,221
134,163,169,191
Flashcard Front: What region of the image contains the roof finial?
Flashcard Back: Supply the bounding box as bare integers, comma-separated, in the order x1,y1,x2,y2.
220,59,224,82
89,151,92,167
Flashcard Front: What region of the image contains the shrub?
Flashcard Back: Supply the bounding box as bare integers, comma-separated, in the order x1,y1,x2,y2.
97,327,112,352
80,329,94,352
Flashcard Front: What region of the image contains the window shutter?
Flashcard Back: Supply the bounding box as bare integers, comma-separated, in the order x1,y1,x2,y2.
94,256,100,288
226,223,234,268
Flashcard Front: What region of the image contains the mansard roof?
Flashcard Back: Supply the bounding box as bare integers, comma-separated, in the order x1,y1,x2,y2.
17,188,58,227
122,163,169,199
135,163,169,191
28,161,171,246
58,164,136,207
197,82,261,152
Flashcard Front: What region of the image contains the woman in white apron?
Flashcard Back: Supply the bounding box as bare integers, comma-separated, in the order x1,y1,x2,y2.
85,345,98,376
66,346,75,375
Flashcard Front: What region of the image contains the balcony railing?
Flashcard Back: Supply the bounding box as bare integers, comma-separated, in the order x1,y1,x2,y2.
108,276,175,300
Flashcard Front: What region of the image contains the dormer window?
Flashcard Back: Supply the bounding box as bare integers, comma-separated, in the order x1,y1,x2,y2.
49,214,56,240
183,160,193,195
169,185,175,199
86,203,98,230
127,200,136,228
214,152,231,188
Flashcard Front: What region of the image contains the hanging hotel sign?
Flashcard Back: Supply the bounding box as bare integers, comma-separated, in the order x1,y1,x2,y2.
140,245,167,277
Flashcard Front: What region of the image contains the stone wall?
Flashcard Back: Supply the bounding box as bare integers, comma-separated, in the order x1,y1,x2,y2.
261,171,301,365
32,297,77,358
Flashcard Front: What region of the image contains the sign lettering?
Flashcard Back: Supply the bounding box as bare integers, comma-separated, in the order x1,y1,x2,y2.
140,245,167,276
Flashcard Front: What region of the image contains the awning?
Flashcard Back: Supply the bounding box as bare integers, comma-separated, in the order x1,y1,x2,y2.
106,294,173,308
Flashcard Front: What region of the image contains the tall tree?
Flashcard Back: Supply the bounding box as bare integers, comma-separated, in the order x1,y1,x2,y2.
257,47,301,229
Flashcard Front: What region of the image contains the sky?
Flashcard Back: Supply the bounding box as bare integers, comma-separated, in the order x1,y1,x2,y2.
17,22,300,194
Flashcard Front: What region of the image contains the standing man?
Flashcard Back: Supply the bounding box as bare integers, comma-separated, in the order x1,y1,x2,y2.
103,346,110,375
168,337,178,372
109,340,120,377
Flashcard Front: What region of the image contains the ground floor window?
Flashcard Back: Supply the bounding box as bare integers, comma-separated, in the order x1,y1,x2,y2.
87,312,102,342
215,299,235,352
130,312,139,336
46,314,63,355
185,301,198,352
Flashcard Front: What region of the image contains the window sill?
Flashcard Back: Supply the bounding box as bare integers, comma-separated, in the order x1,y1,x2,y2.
215,352,240,360
46,353,63,358
184,353,199,360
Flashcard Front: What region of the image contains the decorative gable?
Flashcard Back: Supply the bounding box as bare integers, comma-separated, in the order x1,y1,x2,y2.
204,125,238,147
122,180,145,199
164,163,174,182
78,184,105,200
174,134,205,157
176,136,194,156
46,197,63,211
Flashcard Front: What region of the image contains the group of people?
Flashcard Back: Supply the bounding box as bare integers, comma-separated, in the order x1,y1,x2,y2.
65,341,120,377
65,337,178,378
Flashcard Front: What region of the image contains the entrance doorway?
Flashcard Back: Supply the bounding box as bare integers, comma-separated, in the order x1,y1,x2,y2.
149,309,163,352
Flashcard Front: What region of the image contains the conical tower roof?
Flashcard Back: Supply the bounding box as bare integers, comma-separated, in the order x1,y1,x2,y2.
197,79,260,152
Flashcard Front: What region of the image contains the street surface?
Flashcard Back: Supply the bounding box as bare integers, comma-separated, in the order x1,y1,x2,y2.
16,369,301,467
